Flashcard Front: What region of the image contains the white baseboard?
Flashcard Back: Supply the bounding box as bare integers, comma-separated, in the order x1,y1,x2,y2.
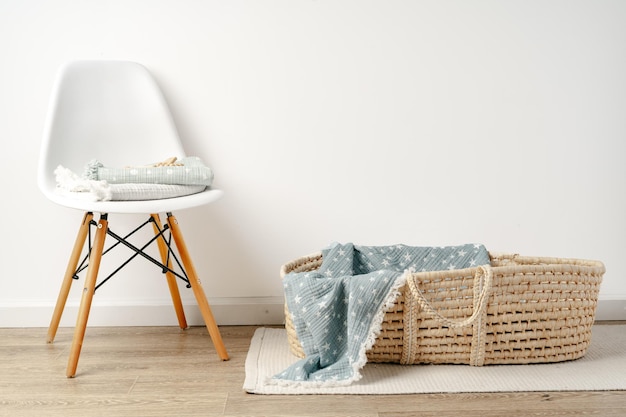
0,297,286,328
594,299,626,322
0,298,624,328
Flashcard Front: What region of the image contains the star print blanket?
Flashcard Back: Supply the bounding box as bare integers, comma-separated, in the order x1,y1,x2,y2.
273,242,490,387
84,156,213,186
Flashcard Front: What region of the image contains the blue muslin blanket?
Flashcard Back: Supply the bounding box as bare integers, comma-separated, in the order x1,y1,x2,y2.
84,156,213,186
54,156,213,201
273,242,490,387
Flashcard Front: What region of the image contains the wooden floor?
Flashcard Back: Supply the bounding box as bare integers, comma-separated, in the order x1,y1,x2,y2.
0,325,624,417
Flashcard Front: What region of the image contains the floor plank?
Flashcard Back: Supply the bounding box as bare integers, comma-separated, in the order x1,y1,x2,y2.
0,325,624,417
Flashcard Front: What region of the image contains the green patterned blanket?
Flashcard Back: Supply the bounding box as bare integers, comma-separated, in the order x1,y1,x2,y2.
273,242,490,387
84,156,213,186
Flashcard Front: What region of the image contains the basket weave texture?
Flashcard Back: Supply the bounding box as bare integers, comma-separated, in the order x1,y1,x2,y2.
281,252,604,366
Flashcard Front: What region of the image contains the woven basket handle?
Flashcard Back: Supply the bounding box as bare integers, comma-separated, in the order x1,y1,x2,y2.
406,265,493,329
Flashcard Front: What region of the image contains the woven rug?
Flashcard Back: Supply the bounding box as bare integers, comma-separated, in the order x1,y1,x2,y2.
243,325,626,395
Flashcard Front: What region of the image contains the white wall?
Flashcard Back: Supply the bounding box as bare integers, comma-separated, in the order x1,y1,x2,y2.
1,0,625,326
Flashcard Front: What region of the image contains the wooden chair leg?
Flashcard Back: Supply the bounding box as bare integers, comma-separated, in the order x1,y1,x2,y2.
48,212,94,344
150,213,188,329
66,214,108,378
166,212,229,361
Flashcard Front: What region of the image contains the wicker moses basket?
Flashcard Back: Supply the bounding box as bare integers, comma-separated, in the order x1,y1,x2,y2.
281,252,604,366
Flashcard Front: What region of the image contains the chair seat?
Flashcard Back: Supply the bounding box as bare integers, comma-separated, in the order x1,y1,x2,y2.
42,188,224,214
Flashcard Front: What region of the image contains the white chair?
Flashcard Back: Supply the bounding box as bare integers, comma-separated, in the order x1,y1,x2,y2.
38,60,229,377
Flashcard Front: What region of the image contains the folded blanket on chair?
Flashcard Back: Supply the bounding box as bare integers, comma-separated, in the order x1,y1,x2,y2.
84,156,213,186
54,164,206,201
272,242,491,388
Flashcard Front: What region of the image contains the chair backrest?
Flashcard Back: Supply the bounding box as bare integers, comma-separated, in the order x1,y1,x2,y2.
39,60,186,195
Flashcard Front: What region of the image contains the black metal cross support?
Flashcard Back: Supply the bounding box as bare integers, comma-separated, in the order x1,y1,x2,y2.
73,215,192,292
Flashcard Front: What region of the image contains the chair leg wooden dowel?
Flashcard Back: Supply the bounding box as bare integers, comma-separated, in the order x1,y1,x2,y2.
151,213,188,330
47,212,93,344
66,215,108,378
167,213,229,361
